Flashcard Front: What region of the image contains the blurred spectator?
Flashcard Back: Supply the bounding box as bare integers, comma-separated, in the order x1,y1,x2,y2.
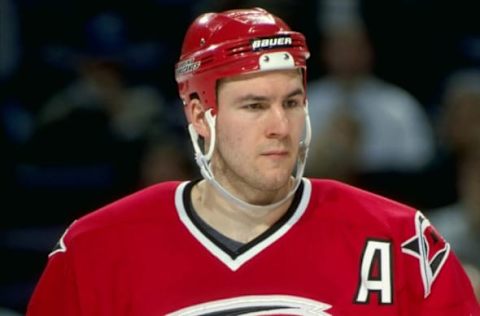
427,144,480,266
15,10,170,225
37,58,163,141
427,143,480,301
422,69,480,209
427,69,480,268
305,19,436,203
436,69,480,159
426,69,480,301
37,11,166,142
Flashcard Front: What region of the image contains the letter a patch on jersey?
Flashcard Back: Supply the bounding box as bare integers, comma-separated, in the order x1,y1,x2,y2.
355,239,393,305
401,211,450,297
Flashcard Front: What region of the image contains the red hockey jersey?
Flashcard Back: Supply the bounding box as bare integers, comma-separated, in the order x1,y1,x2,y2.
27,179,480,315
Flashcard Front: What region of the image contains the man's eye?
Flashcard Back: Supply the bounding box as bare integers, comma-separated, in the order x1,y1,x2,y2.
284,100,300,108
244,103,264,110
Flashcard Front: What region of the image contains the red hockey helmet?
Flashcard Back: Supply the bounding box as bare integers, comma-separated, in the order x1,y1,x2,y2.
175,7,310,120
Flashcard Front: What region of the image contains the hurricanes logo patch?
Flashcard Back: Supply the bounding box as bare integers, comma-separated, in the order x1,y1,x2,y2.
175,58,201,76
251,36,293,51
401,211,450,297
167,295,332,316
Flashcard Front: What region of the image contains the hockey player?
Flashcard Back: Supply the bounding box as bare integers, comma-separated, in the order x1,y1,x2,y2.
27,7,479,315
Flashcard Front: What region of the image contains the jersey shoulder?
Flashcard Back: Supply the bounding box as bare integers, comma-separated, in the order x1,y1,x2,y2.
307,178,417,235
59,181,183,248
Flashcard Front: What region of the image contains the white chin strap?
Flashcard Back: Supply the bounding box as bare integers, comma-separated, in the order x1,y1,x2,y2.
188,104,311,211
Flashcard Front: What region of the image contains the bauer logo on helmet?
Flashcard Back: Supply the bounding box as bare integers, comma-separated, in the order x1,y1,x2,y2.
251,36,293,51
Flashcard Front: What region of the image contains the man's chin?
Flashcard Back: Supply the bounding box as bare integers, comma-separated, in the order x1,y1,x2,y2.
255,172,293,191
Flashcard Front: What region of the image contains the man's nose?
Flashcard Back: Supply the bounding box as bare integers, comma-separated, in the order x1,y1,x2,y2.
265,105,289,138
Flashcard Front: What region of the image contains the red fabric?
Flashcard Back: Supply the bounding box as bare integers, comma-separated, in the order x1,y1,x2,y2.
27,179,480,315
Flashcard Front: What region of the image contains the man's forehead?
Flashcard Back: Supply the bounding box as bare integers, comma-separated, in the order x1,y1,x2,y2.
220,68,303,85
216,68,305,107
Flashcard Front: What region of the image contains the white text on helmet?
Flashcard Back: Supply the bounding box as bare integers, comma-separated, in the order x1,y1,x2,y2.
251,36,293,51
175,58,201,77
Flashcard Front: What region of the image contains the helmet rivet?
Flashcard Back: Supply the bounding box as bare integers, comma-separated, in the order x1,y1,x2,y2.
263,55,270,62
284,53,290,60
200,38,206,46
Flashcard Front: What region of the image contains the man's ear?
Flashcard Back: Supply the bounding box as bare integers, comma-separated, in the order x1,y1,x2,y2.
187,99,210,139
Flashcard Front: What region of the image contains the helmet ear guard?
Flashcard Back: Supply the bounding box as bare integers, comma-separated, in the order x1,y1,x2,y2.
176,8,311,210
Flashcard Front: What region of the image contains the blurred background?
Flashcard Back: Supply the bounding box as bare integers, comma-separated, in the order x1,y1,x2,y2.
1,0,479,313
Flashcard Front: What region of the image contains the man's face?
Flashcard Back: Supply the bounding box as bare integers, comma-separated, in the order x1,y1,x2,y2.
212,69,306,197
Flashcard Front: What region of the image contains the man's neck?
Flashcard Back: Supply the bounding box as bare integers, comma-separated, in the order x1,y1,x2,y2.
191,180,294,244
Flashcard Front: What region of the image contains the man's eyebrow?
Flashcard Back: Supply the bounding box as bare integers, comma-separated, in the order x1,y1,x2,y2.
234,88,305,103
286,88,305,98
234,94,267,104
